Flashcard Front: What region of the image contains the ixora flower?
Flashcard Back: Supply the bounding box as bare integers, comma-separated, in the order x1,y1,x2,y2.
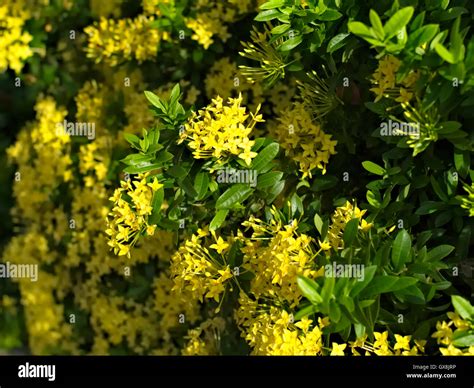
272,102,337,178
170,229,233,307
370,55,419,103
322,201,373,251
178,94,264,165
84,15,169,66
0,5,34,74
105,173,163,257
239,214,320,308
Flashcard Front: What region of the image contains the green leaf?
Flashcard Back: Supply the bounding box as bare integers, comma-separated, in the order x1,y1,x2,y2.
415,201,445,215
340,295,355,313
271,24,291,35
144,91,166,111
177,176,198,198
311,175,338,191
168,165,187,179
257,171,283,189
123,163,162,174
366,190,381,208
321,276,335,306
154,151,174,164
343,218,359,246
369,10,385,40
348,21,375,39
407,24,439,49
391,229,412,271
123,133,141,148
362,161,385,175
452,295,474,321
394,285,425,304
317,9,343,21
251,143,279,172
426,245,454,262
148,187,164,225
297,275,323,304
454,149,470,178
209,209,229,231
313,213,323,235
259,0,286,10
329,303,341,323
360,276,418,297
255,9,281,22
350,266,377,298
279,35,303,51
383,7,415,39
435,43,456,63
169,84,181,107
216,184,253,209
327,33,350,53
430,176,448,202
194,172,209,200
121,153,155,166
452,330,474,347
294,304,318,320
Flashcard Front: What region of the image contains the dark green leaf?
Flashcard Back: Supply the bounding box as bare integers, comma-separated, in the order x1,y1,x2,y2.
216,184,253,209
391,229,412,271
209,209,229,231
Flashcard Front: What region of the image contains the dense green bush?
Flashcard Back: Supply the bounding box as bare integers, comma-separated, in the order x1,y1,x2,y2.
1,0,473,355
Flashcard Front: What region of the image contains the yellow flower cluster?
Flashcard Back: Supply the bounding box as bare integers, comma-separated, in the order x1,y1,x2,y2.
142,0,174,16
85,16,168,66
106,173,163,257
170,229,233,306
236,296,327,355
321,201,372,251
0,5,33,74
182,317,226,355
204,57,264,110
153,271,200,335
90,0,123,17
3,233,77,354
185,0,262,49
348,331,425,356
75,80,108,126
239,214,320,308
370,55,420,103
178,94,264,165
5,87,199,355
7,97,72,222
272,102,337,177
432,312,474,355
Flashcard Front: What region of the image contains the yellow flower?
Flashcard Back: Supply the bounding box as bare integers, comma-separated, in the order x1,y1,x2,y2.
318,239,331,251
447,312,470,330
210,236,230,254
374,331,389,350
394,334,411,351
85,16,168,66
180,94,263,165
295,317,312,333
106,173,162,256
396,88,413,104
271,102,337,178
330,342,346,356
148,178,163,192
432,321,453,346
